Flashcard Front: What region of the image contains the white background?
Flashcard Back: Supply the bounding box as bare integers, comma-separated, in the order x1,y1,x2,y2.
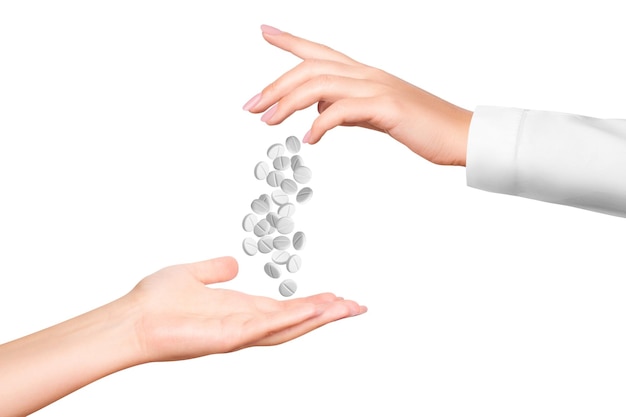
1,1,625,416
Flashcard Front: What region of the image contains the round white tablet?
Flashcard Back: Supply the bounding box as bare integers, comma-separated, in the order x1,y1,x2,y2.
273,235,291,250
253,219,271,237
293,166,312,184
266,171,285,187
264,262,281,279
285,135,301,154
254,161,270,180
278,203,296,217
276,216,295,234
257,236,274,254
266,212,280,228
271,250,290,265
279,279,297,297
242,213,257,232
280,178,298,195
259,193,271,206
291,155,304,170
273,156,290,171
292,231,306,250
242,238,258,256
286,254,302,273
296,187,313,204
271,189,289,206
251,198,270,215
267,143,285,159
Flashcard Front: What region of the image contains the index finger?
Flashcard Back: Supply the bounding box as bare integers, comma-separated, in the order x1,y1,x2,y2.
260,24,359,65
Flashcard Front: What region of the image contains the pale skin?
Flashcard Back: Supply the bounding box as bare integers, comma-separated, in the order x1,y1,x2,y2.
243,24,473,167
0,256,366,416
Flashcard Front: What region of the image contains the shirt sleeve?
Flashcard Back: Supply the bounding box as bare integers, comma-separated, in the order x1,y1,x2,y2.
466,106,626,218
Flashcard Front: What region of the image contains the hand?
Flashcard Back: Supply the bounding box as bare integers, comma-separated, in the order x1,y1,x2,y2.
0,256,366,415
243,24,472,166
128,256,367,362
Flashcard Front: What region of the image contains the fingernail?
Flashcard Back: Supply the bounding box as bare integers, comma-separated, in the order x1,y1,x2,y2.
260,24,282,35
302,130,311,144
243,93,262,111
260,104,277,123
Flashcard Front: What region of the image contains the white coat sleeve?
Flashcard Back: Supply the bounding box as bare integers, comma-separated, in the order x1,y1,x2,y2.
466,106,626,218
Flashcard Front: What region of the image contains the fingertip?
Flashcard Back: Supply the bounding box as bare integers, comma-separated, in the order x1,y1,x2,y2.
260,24,283,36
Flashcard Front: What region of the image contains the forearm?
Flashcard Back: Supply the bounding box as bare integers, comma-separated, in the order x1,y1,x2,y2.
0,296,143,416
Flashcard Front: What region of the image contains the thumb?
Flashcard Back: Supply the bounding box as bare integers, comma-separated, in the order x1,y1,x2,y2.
187,256,239,285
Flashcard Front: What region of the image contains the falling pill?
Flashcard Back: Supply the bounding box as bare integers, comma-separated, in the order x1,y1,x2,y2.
271,250,290,265
264,262,281,279
291,155,304,170
271,189,289,206
242,238,258,256
254,161,270,180
266,212,280,228
276,216,295,234
279,279,297,297
258,236,274,254
242,213,258,232
285,135,301,154
296,187,313,204
278,203,296,217
280,178,298,195
293,166,312,184
286,254,302,273
266,171,285,188
273,235,291,250
251,198,270,215
273,156,290,171
253,219,271,237
267,143,285,159
292,231,306,250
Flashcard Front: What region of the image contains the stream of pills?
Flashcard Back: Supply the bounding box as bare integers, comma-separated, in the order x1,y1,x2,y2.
241,135,312,297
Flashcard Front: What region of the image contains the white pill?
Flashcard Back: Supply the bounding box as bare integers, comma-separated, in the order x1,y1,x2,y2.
258,236,274,254
273,156,290,171
278,203,296,217
266,171,285,187
271,189,289,206
292,231,306,250
271,250,290,265
267,143,285,159
254,161,270,180
251,198,270,215
276,216,295,234
273,235,291,250
266,212,280,228
296,187,313,204
259,193,271,207
293,166,312,184
285,135,301,154
279,279,297,297
264,262,281,279
253,219,271,237
242,238,258,256
286,254,302,273
291,155,304,170
242,213,257,232
280,178,298,195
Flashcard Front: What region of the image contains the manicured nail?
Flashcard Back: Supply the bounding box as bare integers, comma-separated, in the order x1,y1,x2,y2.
243,93,262,111
302,130,311,144
260,24,282,35
260,104,277,123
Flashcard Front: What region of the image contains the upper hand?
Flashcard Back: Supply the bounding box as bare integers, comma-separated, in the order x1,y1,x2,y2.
243,25,472,166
